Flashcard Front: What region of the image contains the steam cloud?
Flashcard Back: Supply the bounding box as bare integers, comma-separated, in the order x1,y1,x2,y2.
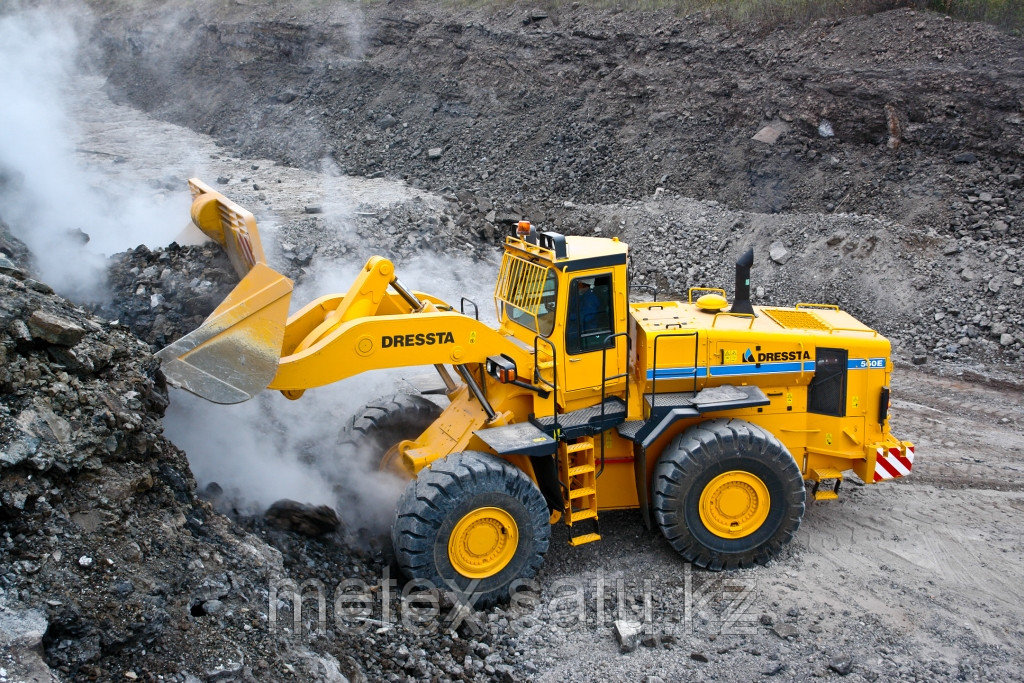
164,250,500,534
0,4,190,300
2,1,502,535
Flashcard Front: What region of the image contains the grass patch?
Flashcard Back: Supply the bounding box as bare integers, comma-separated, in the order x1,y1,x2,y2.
922,0,1024,29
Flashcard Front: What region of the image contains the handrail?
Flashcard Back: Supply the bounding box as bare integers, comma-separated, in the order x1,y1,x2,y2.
687,287,727,304
598,331,631,477
631,283,659,302
795,302,840,311
711,311,756,329
649,330,699,413
533,334,559,434
828,326,878,337
459,297,479,320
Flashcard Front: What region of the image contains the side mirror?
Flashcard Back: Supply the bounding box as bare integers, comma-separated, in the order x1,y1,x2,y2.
485,354,518,383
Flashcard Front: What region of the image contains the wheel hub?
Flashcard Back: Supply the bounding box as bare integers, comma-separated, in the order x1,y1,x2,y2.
379,441,414,478
699,470,770,539
448,507,519,579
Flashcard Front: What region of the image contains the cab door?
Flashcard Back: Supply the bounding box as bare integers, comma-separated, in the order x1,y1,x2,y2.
561,271,626,407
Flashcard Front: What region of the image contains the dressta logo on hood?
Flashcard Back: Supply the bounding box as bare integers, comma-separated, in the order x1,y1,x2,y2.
743,348,811,363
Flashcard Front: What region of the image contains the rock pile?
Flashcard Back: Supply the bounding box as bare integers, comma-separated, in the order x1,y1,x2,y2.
0,266,354,680
99,243,234,348
98,6,1023,237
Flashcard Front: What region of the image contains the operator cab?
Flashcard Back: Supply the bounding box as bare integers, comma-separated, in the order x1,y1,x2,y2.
493,224,629,407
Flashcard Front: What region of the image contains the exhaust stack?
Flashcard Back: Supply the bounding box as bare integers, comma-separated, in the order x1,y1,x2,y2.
730,248,756,316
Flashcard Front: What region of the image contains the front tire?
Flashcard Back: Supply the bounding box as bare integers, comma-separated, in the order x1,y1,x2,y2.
392,451,550,607
653,418,805,570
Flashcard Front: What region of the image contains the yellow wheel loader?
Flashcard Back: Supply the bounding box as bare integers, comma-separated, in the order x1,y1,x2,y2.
160,180,914,606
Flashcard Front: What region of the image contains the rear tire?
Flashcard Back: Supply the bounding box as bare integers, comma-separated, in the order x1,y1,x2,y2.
653,418,805,570
338,393,442,473
392,451,550,608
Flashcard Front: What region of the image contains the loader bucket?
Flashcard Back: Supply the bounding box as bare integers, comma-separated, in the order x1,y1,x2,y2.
156,263,293,404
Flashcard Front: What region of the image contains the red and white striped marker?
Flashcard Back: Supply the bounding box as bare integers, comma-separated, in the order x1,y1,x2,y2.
235,228,257,268
873,445,914,482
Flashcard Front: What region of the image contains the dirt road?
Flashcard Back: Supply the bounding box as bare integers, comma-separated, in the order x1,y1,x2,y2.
529,367,1024,680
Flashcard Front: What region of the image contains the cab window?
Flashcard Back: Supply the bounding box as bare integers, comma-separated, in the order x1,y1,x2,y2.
566,274,613,354
506,268,558,337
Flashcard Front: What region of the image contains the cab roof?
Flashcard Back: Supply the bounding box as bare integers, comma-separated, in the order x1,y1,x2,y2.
504,232,628,272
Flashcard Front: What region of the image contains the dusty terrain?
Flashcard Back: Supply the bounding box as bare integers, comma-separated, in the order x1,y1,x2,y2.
1,1,1023,681
530,368,1024,681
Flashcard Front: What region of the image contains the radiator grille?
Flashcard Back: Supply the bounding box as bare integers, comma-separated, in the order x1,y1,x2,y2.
762,308,831,331
809,348,848,417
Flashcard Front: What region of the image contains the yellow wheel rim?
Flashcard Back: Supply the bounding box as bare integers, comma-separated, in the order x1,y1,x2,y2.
447,507,519,579
699,470,771,539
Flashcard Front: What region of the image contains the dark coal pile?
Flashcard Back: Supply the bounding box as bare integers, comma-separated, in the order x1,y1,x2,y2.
0,265,361,680
99,242,234,348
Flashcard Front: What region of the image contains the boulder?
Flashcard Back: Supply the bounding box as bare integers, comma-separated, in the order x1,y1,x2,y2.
27,310,85,346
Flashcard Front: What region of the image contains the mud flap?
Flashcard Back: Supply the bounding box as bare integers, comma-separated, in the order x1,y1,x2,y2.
634,442,652,530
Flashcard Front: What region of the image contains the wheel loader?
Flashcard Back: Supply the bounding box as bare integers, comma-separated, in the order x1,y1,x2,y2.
159,179,915,606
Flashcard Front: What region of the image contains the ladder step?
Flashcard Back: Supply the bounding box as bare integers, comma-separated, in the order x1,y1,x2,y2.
814,490,839,501
567,464,595,476
565,442,594,454
568,487,596,499
810,468,843,482
568,533,601,546
569,509,598,523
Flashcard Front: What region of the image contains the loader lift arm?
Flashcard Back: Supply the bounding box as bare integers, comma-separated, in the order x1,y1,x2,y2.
270,253,530,396
156,179,532,404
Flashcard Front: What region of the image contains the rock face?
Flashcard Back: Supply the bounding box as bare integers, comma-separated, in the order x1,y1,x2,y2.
95,5,1024,230
0,270,348,680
